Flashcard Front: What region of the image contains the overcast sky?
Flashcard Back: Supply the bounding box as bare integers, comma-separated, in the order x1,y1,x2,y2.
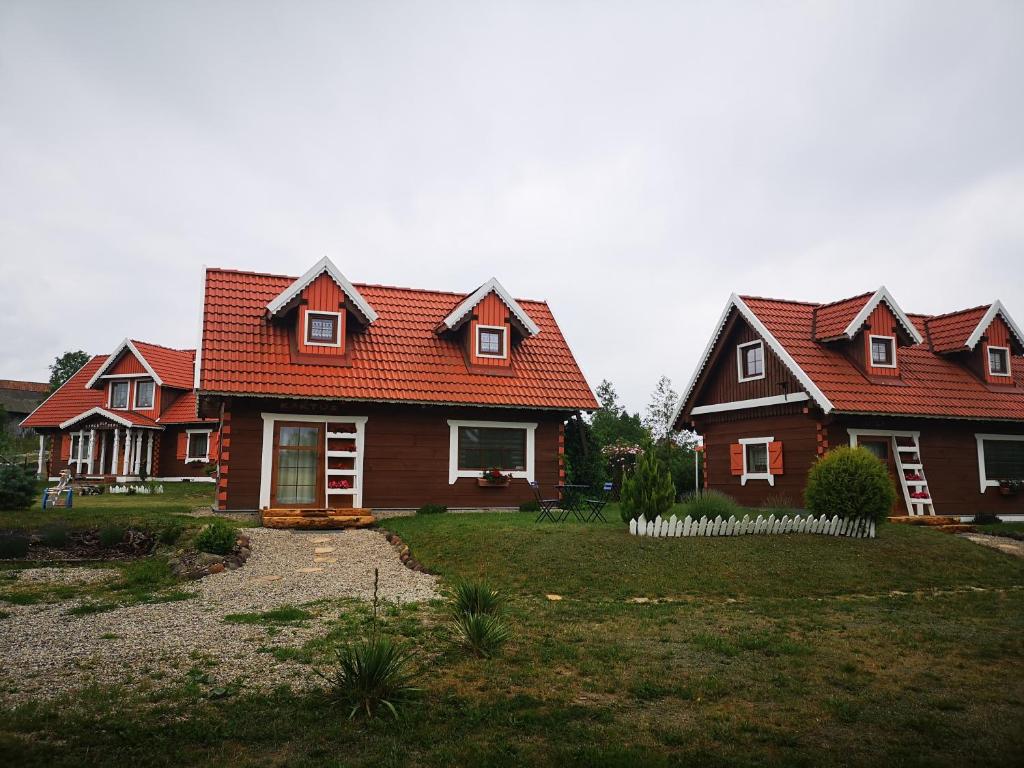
2,1,1022,413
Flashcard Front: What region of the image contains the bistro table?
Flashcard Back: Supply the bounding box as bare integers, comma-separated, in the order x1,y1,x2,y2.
556,483,590,521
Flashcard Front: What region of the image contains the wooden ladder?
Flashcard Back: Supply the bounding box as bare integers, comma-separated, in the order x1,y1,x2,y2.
893,436,934,516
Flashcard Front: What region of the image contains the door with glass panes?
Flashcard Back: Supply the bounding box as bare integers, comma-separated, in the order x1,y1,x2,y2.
270,422,324,508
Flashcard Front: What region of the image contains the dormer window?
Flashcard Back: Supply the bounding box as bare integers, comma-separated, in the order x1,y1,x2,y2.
476,325,507,359
110,381,129,409
988,346,1011,377
305,311,342,347
134,380,155,409
870,335,896,368
737,340,764,382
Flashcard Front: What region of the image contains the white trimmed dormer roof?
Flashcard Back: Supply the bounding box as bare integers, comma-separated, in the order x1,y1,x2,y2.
439,278,541,337
265,256,379,325
85,339,163,388
843,286,924,345
966,300,1024,351
815,286,924,345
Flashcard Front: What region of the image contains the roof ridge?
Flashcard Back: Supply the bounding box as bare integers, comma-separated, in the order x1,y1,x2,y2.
814,290,874,311
130,339,196,355
738,294,821,307
924,303,992,322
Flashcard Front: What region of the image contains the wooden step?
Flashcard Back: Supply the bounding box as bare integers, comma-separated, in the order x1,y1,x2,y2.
263,514,376,530
262,507,372,518
937,524,977,534
889,515,959,526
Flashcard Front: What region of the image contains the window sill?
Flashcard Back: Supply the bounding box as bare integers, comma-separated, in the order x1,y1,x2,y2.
741,473,775,487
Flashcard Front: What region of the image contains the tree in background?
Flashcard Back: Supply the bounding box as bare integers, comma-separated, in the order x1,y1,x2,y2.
563,413,603,489
589,379,647,450
619,448,675,522
0,404,10,455
643,375,680,445
48,350,91,392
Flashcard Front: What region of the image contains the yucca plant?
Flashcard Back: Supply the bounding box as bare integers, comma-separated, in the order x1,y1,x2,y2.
450,579,503,617
316,635,420,719
449,612,510,658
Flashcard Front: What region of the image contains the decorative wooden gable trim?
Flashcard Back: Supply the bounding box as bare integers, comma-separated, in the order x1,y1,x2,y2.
831,286,923,345
85,339,164,388
966,300,1024,352
265,256,378,325
439,278,541,338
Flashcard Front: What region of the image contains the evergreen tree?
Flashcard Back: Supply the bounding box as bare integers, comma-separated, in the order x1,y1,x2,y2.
563,413,603,488
619,449,675,522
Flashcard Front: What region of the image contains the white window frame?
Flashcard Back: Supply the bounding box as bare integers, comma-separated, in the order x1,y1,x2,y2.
975,433,1024,494
185,429,212,463
739,436,774,486
303,310,343,348
474,324,508,360
869,335,897,368
447,419,535,484
109,380,130,410
736,340,765,383
987,346,1011,377
134,379,155,410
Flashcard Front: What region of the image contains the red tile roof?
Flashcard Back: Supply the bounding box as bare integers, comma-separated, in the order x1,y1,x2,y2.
160,391,214,424
813,292,873,340
199,268,597,411
129,341,196,390
739,295,1024,420
925,306,990,353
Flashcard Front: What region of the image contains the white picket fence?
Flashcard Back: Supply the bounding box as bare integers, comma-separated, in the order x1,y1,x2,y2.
628,513,875,539
108,484,165,495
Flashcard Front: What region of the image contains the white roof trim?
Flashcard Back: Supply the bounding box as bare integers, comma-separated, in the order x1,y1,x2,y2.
841,286,924,345
965,300,1024,350
440,277,541,337
85,339,163,388
265,256,378,324
671,294,834,425
58,407,158,430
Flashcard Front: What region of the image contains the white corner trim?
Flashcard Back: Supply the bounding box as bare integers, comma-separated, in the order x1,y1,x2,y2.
265,256,378,324
738,436,775,487
185,428,213,463
440,277,541,337
133,380,156,410
474,324,508,359
258,413,369,509
671,294,833,427
975,433,1024,494
736,339,766,382
59,407,138,430
966,300,1024,351
691,392,809,415
303,310,343,347
868,335,898,369
85,338,164,388
446,419,537,485
987,345,1012,377
844,286,924,345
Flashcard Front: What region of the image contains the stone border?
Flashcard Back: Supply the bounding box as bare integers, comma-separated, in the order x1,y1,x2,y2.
168,533,253,579
379,530,430,574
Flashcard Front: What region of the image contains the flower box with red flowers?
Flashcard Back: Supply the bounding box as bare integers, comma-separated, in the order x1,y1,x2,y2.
328,478,352,490
909,490,930,499
478,468,512,487
904,472,923,481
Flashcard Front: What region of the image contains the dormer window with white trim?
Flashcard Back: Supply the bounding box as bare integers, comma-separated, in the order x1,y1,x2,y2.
870,335,896,368
988,346,1011,377
110,381,129,409
737,340,764,382
134,380,155,409
476,325,507,359
305,311,342,347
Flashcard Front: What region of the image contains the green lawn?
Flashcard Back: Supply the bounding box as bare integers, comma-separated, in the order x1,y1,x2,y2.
3,506,1024,767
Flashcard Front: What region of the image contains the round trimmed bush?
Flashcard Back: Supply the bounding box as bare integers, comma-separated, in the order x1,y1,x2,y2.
0,465,36,511
195,518,236,555
804,447,896,524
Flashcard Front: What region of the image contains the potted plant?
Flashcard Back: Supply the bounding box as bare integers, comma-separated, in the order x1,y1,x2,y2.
478,468,512,487
998,479,1022,496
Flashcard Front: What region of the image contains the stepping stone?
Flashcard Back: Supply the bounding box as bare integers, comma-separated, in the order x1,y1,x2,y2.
545,594,563,601
314,546,335,554
311,537,333,543
297,567,324,574
314,557,337,564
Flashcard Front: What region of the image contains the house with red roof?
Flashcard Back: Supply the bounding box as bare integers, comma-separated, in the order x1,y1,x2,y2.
674,287,1024,517
21,339,219,482
195,257,596,522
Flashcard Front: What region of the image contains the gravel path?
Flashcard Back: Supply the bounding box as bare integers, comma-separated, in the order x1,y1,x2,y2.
0,528,439,702
959,532,1024,558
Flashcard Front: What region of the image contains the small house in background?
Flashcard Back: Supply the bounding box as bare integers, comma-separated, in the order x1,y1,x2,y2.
674,287,1024,518
195,257,596,525
0,379,49,439
21,340,219,481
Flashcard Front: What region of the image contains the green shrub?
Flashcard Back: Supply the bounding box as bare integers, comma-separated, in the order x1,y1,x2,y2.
681,490,740,520
195,519,236,555
451,580,503,617
619,449,675,522
0,465,36,511
804,447,896,524
40,522,70,548
972,512,1000,525
99,525,127,548
157,521,186,545
0,533,30,559
518,500,540,513
317,636,420,719
450,613,511,658
416,504,447,515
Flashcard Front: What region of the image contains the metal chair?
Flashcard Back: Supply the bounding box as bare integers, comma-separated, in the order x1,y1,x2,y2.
530,481,560,523
582,482,613,522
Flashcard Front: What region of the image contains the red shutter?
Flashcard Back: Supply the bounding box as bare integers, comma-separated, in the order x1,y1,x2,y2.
176,431,187,460
60,434,71,461
208,431,220,462
769,442,784,475
729,444,743,476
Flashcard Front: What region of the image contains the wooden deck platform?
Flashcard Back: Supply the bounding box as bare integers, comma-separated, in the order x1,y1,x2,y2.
261,508,376,530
